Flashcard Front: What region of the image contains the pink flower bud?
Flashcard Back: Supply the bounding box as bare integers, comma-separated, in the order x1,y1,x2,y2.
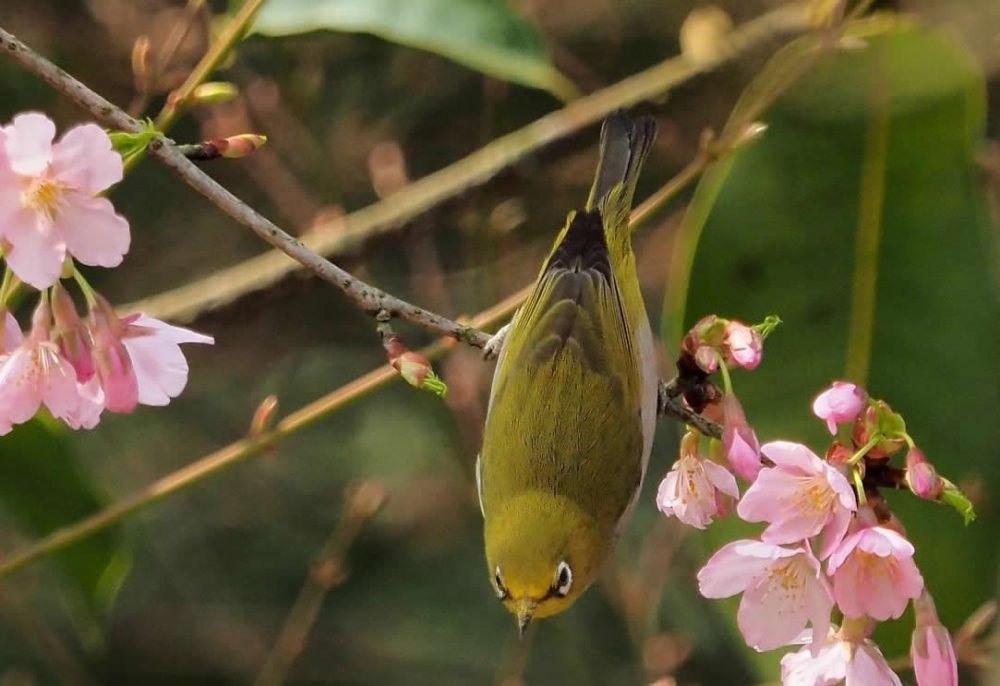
385,337,447,397
51,286,95,382
720,394,761,481
694,344,718,373
88,295,139,413
812,381,867,435
911,591,958,686
722,320,762,370
905,448,943,499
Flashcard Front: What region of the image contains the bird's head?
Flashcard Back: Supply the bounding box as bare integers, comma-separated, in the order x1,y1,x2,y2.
484,493,610,633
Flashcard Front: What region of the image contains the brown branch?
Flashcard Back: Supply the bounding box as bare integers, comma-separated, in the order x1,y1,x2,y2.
0,21,724,580
0,24,490,348
115,4,809,324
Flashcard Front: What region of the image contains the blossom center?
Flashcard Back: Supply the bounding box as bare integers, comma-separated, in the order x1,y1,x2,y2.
22,175,70,220
783,475,835,516
759,558,806,608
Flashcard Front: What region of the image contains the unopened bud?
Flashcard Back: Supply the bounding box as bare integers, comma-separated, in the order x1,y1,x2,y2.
190,82,240,105
131,36,151,91
911,590,959,686
694,345,718,373
51,286,94,382
249,394,279,439
679,5,733,67
393,350,448,396
825,441,853,466
681,315,724,372
905,448,942,499
720,394,761,481
348,480,389,519
179,134,268,161
384,334,447,397
731,121,768,151
722,320,762,371
852,402,907,460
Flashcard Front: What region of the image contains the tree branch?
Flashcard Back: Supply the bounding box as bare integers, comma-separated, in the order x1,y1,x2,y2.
115,4,809,324
0,24,491,347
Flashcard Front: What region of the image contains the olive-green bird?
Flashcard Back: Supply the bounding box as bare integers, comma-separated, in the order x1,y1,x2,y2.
478,111,659,633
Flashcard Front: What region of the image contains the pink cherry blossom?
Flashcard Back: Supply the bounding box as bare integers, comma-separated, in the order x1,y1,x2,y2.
781,628,902,686
657,433,738,529
2,310,20,353
87,294,213,412
724,320,763,370
911,591,958,686
827,525,924,621
89,301,139,412
698,540,832,652
63,377,105,430
737,441,856,558
0,301,86,433
122,314,214,406
0,113,128,288
812,382,867,435
721,394,762,481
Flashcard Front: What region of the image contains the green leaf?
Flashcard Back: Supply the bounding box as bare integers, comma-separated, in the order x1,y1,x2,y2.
108,120,160,162
668,17,998,673
0,420,130,619
251,0,580,102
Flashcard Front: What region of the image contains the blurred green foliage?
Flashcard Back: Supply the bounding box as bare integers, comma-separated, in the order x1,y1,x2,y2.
0,1,996,685
678,17,999,679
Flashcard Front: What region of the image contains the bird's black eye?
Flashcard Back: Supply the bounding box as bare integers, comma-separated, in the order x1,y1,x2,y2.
494,566,509,600
553,561,573,597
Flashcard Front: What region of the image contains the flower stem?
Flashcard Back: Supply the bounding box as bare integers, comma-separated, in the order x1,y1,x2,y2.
847,434,881,466
717,353,734,395
71,268,98,308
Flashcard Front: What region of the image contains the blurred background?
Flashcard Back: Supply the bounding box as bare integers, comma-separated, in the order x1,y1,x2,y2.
0,0,998,684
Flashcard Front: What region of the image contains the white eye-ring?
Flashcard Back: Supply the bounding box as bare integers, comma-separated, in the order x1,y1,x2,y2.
554,560,573,597
494,566,509,599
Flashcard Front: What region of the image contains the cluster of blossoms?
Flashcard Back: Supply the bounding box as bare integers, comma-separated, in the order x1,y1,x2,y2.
0,112,213,434
657,316,968,686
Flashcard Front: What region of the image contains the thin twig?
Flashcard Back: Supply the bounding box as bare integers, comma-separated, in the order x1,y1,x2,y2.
253,482,387,686
117,4,810,323
0,19,728,578
0,25,490,347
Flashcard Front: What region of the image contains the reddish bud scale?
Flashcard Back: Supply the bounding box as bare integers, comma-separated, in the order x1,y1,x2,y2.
905,448,943,499
384,334,447,397
181,134,268,161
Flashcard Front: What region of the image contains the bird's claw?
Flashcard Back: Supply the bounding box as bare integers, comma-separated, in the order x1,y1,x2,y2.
483,324,511,361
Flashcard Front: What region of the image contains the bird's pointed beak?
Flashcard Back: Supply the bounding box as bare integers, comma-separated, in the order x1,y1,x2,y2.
515,599,537,636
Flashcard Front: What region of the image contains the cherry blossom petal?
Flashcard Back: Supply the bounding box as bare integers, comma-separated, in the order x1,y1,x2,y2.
761,440,824,474
123,315,213,406
63,377,105,430
828,527,923,621
3,311,23,352
3,211,67,289
697,540,774,598
846,642,902,685
781,636,848,686
58,193,129,268
51,123,123,194
4,112,55,175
